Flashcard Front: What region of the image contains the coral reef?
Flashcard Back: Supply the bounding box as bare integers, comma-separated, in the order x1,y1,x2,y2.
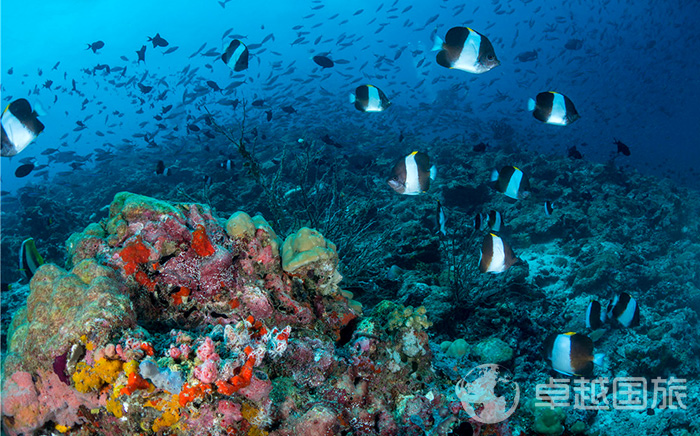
1,192,474,436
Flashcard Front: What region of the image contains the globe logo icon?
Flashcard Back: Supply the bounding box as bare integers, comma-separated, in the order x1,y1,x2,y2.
455,364,520,424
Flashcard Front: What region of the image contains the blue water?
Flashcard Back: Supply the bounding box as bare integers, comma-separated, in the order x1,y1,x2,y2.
1,0,700,189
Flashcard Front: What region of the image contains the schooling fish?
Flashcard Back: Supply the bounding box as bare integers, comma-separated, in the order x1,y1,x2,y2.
544,332,604,376
432,26,500,74
491,166,530,200
154,160,172,176
86,41,105,53
222,39,249,72
614,138,631,156
15,163,35,178
528,91,580,126
19,237,44,281
479,233,518,273
568,145,583,159
136,45,147,63
148,33,169,48
313,55,334,68
1,99,45,157
388,151,436,195
350,85,391,112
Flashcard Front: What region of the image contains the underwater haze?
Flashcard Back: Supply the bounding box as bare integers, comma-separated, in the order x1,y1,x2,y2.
2,0,700,435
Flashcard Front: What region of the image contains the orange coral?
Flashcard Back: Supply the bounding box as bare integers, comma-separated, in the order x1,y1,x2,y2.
172,287,191,305
118,238,152,275
192,224,215,257
215,354,256,396
178,382,212,407
120,372,151,396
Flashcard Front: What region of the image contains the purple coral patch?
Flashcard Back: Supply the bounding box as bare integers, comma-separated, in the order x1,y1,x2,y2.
52,351,70,385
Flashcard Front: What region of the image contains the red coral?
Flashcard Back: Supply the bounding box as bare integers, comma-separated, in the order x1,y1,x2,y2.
192,224,215,257
172,287,191,305
118,237,152,275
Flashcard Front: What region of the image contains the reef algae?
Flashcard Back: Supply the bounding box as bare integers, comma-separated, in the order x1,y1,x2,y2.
0,192,470,436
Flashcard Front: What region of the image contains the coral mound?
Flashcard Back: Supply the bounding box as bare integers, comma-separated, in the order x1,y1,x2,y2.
1,192,468,436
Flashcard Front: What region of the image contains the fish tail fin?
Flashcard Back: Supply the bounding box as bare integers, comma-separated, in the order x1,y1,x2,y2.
593,353,605,368
86,44,92,50
490,169,499,182
431,35,444,52
528,98,536,111
349,93,356,104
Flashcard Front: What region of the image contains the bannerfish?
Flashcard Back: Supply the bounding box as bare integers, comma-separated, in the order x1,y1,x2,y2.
491,166,530,200
86,41,105,53
220,159,234,170
585,300,606,330
432,26,500,74
155,160,172,176
606,292,640,328
544,201,554,216
1,99,45,157
313,55,334,68
388,151,436,195
474,210,503,232
436,200,447,236
528,91,580,126
544,332,604,376
15,163,35,178
350,85,391,112
148,33,169,48
614,138,631,156
20,237,44,281
479,233,518,273
222,39,249,72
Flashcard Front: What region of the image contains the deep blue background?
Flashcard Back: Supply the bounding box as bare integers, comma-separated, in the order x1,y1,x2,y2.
2,0,699,191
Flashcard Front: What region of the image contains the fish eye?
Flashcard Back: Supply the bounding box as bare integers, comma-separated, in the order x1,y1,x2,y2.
487,54,494,60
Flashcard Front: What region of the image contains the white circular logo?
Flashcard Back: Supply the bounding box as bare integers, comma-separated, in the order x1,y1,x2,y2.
455,364,520,424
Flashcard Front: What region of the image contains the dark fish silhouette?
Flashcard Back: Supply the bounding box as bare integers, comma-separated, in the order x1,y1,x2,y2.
86,41,105,53
206,81,222,92
148,33,169,48
265,110,273,121
252,99,264,107
565,39,583,50
320,134,341,148
15,163,35,178
515,50,538,62
568,145,583,159
136,45,147,63
313,55,334,68
282,105,296,114
615,139,631,156
473,142,487,152
138,83,152,93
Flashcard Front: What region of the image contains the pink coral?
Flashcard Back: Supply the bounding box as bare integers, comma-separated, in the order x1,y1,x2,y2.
1,371,41,434
238,371,272,402
169,345,182,360
196,337,219,362
217,400,242,426
194,359,219,384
